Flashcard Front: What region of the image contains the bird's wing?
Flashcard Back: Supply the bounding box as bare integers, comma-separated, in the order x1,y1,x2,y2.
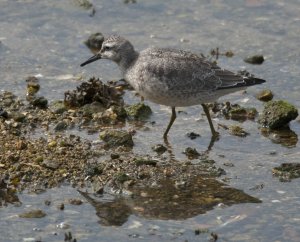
139,48,264,96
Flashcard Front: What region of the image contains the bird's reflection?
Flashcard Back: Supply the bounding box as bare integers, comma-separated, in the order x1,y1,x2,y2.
163,134,219,161
261,127,298,147
79,176,260,226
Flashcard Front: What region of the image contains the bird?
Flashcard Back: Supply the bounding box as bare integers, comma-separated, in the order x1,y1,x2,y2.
81,35,265,139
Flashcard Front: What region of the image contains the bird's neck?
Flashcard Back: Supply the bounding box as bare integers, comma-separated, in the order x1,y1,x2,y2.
118,51,139,73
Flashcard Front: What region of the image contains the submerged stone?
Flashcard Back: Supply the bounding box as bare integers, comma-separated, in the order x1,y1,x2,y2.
258,100,298,129
273,163,300,182
125,102,152,120
19,209,46,218
229,125,249,137
99,130,134,148
244,55,264,64
229,106,257,121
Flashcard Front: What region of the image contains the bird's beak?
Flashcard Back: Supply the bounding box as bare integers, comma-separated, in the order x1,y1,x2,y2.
80,54,101,67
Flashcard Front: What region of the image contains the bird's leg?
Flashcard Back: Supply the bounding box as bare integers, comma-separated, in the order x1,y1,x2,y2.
163,107,176,138
201,104,219,138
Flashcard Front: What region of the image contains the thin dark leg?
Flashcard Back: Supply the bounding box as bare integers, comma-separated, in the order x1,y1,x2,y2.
201,104,219,138
163,107,176,138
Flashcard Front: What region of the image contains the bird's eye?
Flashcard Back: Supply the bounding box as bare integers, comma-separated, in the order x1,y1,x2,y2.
104,46,111,51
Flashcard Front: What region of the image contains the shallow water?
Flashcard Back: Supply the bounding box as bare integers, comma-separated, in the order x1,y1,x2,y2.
1,0,300,241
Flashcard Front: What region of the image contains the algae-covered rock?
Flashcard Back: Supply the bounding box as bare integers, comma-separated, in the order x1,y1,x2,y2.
229,125,249,137
244,55,264,65
151,144,167,154
125,102,152,120
30,96,48,108
272,163,300,182
258,100,298,129
256,89,273,102
229,106,257,120
99,130,134,148
50,100,67,114
92,105,127,124
183,147,200,159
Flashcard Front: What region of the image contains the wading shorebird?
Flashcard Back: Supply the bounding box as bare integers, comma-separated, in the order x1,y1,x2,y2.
81,35,265,139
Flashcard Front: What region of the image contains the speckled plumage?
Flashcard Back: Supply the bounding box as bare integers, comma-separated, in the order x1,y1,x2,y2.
81,35,265,138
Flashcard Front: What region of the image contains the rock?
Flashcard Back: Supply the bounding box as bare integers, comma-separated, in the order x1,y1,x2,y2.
19,209,46,218
64,78,122,108
272,163,300,182
125,102,152,120
68,198,83,205
258,100,298,129
134,158,157,167
81,101,106,117
99,130,134,148
92,105,127,124
30,96,48,108
261,128,298,148
151,144,167,154
110,153,120,159
244,55,264,64
49,100,67,114
183,147,200,159
114,172,131,183
54,121,68,131
228,125,249,137
11,112,26,122
84,32,104,52
229,106,257,121
186,132,200,140
0,108,8,119
256,89,273,102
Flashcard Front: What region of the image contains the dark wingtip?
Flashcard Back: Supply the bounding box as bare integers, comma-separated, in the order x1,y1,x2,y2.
253,77,266,85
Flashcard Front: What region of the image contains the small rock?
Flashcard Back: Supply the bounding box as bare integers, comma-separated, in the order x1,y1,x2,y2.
186,132,200,140
84,32,104,52
11,112,26,122
183,147,200,159
50,100,67,114
228,125,249,137
99,130,134,148
151,144,167,154
125,102,152,120
68,198,83,205
19,209,46,218
58,203,65,210
134,158,157,166
273,163,300,182
258,100,298,129
115,172,131,183
0,107,8,119
229,106,257,120
256,89,273,102
110,153,120,159
244,55,264,64
54,121,68,131
30,96,48,108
